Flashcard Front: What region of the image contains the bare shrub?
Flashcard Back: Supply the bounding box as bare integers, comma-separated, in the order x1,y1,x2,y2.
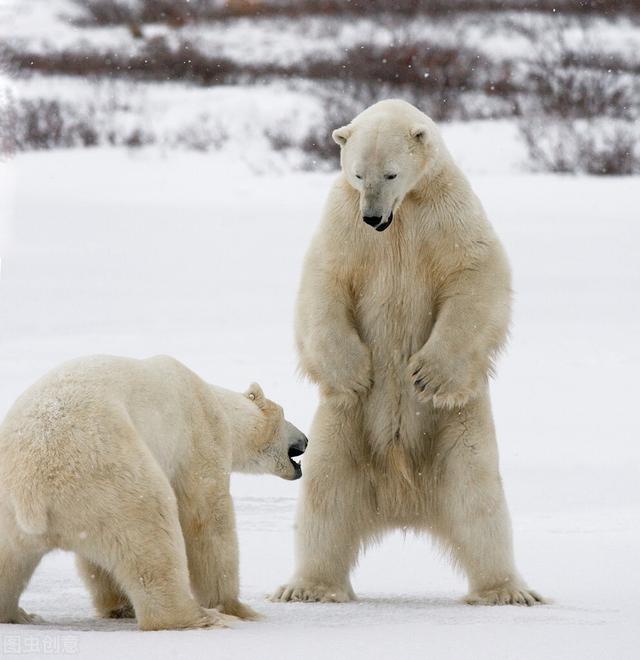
3,38,238,86
266,83,379,170
170,114,229,151
521,119,640,175
304,43,478,90
265,129,296,152
0,91,17,157
0,97,98,152
4,37,507,99
77,0,197,27
518,19,640,175
532,68,637,120
72,0,640,26
3,33,517,127
0,96,153,153
78,0,137,26
0,92,233,154
520,23,639,120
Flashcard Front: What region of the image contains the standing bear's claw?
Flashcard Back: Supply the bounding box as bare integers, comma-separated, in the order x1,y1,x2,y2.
407,346,483,409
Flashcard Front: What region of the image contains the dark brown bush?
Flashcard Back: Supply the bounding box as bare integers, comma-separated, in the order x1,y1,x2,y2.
73,0,640,26
3,38,239,85
520,120,640,175
526,67,638,120
0,93,235,154
0,99,98,152
0,97,155,153
517,18,640,121
518,18,640,175
3,37,514,103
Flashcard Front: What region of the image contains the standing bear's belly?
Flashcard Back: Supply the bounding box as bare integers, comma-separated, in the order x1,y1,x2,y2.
354,267,436,457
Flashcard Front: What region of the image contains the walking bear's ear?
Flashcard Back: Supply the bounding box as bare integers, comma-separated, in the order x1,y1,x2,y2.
332,124,352,146
244,382,266,408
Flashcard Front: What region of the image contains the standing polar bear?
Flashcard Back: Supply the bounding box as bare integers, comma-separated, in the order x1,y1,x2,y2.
0,355,307,630
272,100,543,606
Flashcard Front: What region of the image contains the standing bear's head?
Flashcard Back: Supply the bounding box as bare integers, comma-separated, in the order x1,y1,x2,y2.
332,99,446,232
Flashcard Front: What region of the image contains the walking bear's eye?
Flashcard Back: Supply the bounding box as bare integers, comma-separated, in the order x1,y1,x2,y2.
385,174,397,180
355,174,363,179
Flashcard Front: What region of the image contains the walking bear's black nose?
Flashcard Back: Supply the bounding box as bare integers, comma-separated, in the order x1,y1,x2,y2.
363,216,382,227
288,434,308,457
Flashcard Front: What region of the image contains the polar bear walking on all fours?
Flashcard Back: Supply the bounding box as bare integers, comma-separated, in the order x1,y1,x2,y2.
0,355,307,630
272,100,543,606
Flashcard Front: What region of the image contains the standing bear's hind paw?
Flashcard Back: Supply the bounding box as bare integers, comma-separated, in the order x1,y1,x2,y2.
270,580,354,603
201,608,238,627
1,608,45,625
105,604,135,619
220,600,261,620
465,586,545,606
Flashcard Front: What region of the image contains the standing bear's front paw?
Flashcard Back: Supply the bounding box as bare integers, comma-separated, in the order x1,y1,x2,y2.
315,335,373,399
408,345,485,409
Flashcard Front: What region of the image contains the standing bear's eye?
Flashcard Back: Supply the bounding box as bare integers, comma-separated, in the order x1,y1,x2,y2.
385,174,398,180
355,174,363,180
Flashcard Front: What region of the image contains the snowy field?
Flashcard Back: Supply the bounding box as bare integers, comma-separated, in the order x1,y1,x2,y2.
0,132,639,659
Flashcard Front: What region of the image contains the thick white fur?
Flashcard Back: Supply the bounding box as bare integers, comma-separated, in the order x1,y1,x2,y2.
0,355,305,630
272,100,543,606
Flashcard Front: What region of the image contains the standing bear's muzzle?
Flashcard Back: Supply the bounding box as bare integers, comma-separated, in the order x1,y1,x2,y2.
362,211,394,232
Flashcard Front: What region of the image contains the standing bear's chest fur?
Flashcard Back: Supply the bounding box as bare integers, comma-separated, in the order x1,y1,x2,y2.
328,186,474,459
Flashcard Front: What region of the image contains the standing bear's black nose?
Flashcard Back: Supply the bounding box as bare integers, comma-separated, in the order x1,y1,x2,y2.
363,216,382,227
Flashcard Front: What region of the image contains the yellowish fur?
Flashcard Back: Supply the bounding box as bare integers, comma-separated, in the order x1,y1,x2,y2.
272,100,543,607
0,355,305,629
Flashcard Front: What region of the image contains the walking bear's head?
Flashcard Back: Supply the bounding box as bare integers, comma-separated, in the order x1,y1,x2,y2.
236,383,308,480
332,99,444,233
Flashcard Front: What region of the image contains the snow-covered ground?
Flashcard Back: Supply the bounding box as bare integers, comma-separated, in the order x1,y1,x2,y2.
0,136,639,658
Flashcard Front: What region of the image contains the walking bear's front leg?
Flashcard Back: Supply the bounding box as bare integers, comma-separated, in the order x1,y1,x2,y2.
180,488,259,621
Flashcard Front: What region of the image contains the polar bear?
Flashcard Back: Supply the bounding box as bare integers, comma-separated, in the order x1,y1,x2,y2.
272,100,543,606
0,355,307,630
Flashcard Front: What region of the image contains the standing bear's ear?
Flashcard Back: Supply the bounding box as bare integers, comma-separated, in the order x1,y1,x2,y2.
332,124,352,146
245,382,265,408
410,124,430,143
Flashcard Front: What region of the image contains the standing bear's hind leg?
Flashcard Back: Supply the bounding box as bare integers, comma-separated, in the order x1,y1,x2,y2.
433,393,544,606
271,399,372,603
